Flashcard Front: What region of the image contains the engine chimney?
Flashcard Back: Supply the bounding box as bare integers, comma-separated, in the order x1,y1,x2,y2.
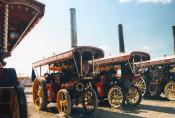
70,8,77,48
118,24,125,53
172,26,175,55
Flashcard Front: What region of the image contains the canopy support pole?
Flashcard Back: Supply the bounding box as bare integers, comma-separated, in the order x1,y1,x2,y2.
80,54,83,77
40,66,41,77
3,4,9,53
92,55,95,76
140,57,143,73
132,56,135,73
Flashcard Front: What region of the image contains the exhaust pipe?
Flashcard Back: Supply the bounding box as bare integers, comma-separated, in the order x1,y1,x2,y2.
172,26,175,55
118,24,125,53
70,8,78,48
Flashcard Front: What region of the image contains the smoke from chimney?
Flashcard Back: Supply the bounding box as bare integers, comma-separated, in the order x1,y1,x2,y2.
172,26,175,55
70,8,78,48
118,24,125,53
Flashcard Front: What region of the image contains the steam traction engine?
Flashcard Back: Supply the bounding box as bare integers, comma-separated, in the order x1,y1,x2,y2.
135,55,175,100
0,0,45,118
92,51,150,108
113,24,151,97
134,26,175,100
32,46,104,116
32,8,104,117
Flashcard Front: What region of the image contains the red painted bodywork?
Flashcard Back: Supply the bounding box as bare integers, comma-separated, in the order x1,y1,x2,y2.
61,79,77,89
46,84,52,101
95,81,103,97
46,79,77,102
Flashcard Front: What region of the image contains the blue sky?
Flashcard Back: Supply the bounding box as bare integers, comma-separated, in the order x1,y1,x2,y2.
5,0,175,76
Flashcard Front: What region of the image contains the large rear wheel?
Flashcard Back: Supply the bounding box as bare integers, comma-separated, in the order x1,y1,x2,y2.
108,86,124,108
132,77,146,96
0,68,27,118
164,81,175,100
9,88,20,118
1,87,27,118
15,86,28,118
32,79,47,110
57,89,71,117
125,86,142,106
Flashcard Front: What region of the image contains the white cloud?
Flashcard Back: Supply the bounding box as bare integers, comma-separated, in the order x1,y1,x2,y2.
138,0,172,4
119,0,132,3
118,0,172,4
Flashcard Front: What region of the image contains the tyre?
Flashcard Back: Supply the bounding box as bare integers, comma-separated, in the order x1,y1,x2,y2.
57,89,72,117
32,79,47,110
131,76,147,96
82,88,98,114
143,76,150,97
9,87,27,118
125,86,142,106
164,81,175,100
108,86,124,108
0,68,18,87
16,86,28,118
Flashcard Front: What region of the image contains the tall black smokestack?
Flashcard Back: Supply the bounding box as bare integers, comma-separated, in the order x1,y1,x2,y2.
172,26,175,54
70,8,78,48
118,24,125,53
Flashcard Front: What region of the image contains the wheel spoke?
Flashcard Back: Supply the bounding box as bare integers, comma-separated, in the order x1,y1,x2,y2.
132,77,146,96
59,104,62,112
81,89,96,113
166,88,173,92
108,87,124,108
60,100,68,106
126,86,141,105
35,97,40,103
171,85,173,90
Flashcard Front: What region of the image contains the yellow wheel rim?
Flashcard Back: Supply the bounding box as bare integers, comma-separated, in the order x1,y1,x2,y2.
82,90,95,111
32,79,43,109
57,90,70,115
164,82,175,100
108,87,123,108
132,77,146,96
126,87,140,104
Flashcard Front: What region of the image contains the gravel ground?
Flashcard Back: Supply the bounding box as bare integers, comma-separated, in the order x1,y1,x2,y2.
25,87,175,118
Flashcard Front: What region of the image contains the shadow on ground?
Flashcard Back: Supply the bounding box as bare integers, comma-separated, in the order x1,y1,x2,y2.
143,95,168,101
139,104,175,115
28,94,175,118
95,97,175,116
44,106,144,118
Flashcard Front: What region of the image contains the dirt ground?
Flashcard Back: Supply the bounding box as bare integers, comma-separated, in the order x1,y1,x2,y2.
25,87,175,118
